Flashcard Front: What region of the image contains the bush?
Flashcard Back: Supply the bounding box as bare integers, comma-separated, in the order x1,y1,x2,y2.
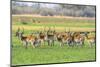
21,22,28,25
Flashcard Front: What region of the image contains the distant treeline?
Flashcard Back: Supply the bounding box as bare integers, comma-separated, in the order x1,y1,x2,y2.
12,1,96,17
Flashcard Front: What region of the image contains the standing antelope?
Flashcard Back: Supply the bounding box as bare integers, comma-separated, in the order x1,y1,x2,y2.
16,28,40,48
72,32,85,47
56,32,73,47
56,28,73,47
84,32,95,48
38,31,46,47
47,27,55,46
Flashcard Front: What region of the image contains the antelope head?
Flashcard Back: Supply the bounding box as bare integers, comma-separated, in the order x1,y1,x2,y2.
16,27,24,40
15,27,20,37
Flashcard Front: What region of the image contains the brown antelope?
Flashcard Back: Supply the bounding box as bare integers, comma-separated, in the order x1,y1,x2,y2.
46,27,55,46
16,28,40,48
72,32,85,47
84,32,95,48
56,32,66,46
56,28,73,47
58,33,73,47
38,31,46,47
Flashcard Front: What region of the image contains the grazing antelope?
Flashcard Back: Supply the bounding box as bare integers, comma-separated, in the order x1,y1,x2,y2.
84,32,95,48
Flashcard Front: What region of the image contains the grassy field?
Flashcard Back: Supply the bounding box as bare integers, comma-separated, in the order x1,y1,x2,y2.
12,15,96,65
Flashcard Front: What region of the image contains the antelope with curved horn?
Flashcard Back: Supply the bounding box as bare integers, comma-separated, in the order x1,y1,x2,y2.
65,28,73,46
38,27,46,47
16,28,40,48
56,27,73,47
47,27,55,46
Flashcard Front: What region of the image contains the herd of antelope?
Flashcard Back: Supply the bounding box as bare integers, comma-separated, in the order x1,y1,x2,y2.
15,27,95,48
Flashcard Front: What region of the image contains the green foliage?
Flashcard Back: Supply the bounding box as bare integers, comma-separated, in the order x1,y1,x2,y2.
12,1,95,17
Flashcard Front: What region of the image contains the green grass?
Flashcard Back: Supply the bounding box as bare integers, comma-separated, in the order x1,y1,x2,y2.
13,22,95,28
12,16,95,28
12,36,96,65
12,42,95,65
